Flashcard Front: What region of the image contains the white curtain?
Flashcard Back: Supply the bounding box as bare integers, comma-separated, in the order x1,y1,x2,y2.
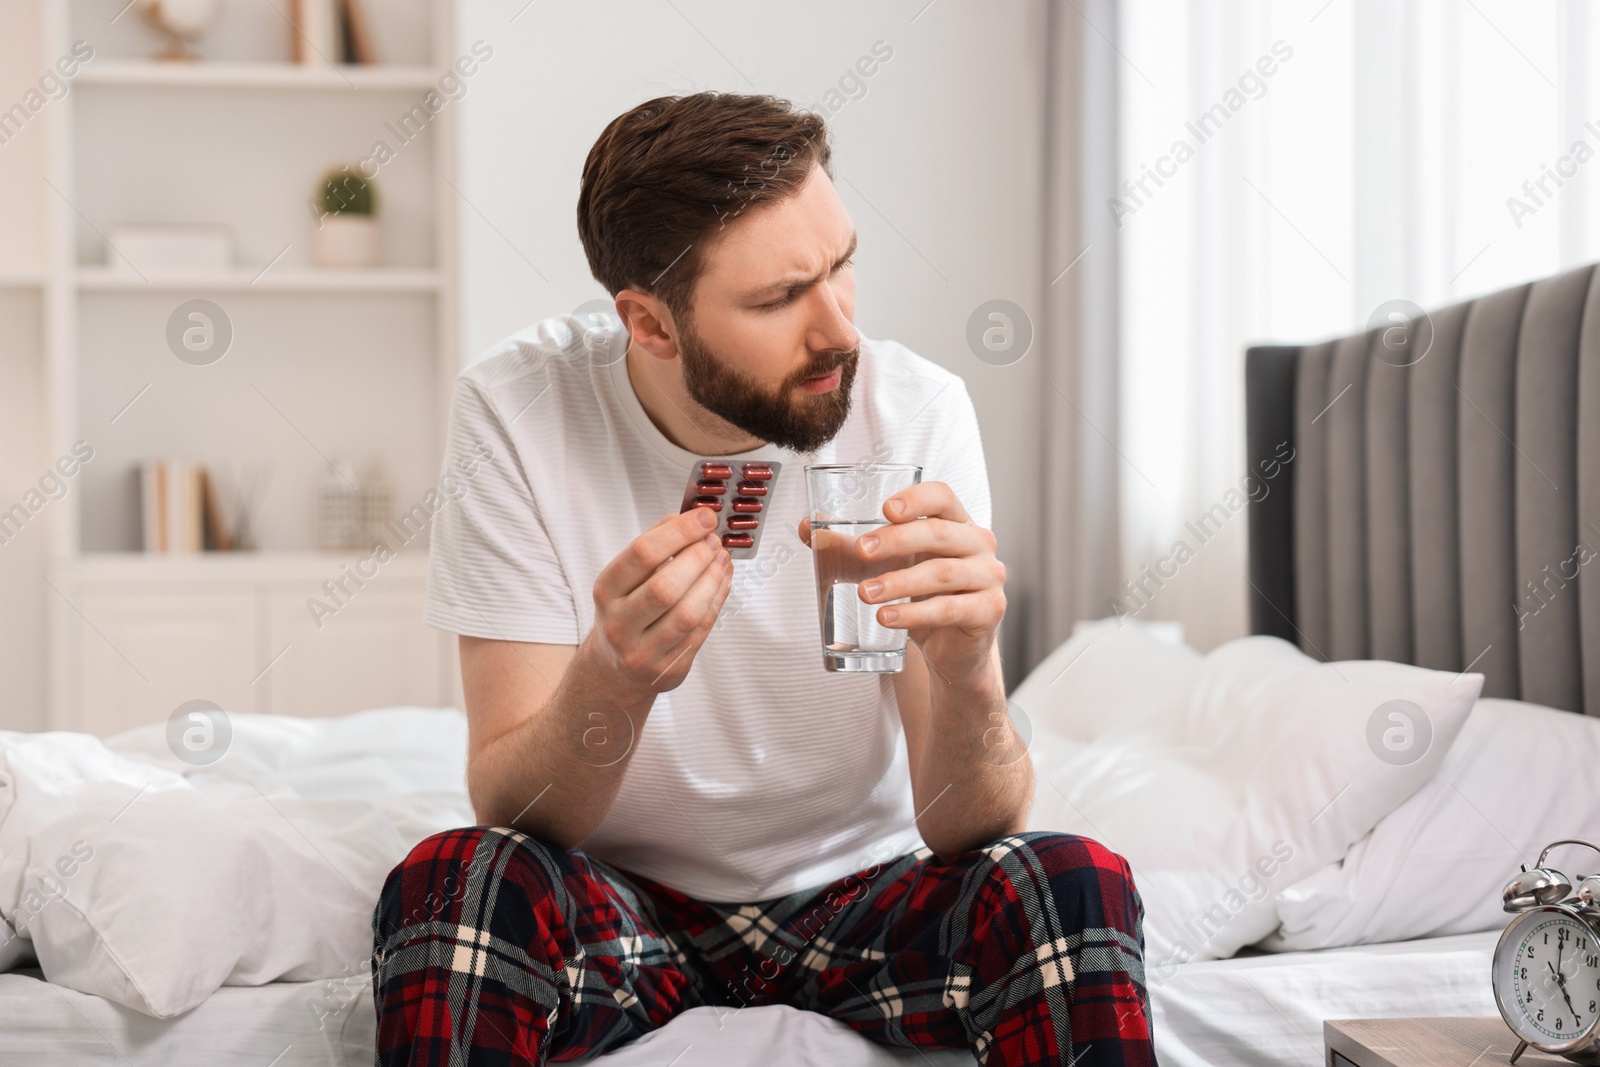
1029,0,1124,672
1115,0,1600,652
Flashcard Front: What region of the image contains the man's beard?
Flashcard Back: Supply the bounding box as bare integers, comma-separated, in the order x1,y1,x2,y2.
676,319,859,454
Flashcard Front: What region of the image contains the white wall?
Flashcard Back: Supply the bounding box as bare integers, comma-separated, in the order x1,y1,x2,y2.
0,2,46,273
0,293,47,733
0,2,49,731
455,0,1051,687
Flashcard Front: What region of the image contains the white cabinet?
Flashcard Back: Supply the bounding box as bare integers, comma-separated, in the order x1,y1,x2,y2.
265,587,442,719
73,589,259,737
51,553,457,736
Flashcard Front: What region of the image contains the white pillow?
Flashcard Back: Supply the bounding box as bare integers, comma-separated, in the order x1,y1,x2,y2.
1021,627,1482,974
1265,697,1600,952
1009,618,1201,741
7,784,400,1016
0,707,473,1017
0,732,189,972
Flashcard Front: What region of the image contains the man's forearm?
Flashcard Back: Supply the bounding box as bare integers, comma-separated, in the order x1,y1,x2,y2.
912,646,1033,861
469,634,656,849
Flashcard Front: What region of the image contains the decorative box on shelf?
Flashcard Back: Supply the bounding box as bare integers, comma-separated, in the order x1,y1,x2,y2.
105,224,233,276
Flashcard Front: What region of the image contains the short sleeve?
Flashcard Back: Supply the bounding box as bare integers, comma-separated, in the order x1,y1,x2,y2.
931,381,993,530
423,376,582,645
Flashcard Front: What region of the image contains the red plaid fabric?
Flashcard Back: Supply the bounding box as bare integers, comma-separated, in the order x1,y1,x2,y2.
372,827,1153,1066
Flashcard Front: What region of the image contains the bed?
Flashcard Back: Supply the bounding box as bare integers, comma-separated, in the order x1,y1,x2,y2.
4,262,1598,1066
1243,262,1600,712
0,931,1503,1067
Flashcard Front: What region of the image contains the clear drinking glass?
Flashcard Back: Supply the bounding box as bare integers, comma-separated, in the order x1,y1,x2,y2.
804,464,923,673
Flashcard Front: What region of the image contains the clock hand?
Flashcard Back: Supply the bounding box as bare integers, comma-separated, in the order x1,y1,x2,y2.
1550,961,1580,1020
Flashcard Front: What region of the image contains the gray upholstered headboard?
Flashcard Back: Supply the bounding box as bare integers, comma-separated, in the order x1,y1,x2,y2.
1245,264,1600,716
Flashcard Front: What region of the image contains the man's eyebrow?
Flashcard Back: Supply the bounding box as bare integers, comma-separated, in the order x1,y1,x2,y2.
744,232,858,301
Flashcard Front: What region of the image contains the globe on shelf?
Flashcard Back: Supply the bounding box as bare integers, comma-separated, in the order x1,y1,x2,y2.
136,0,219,62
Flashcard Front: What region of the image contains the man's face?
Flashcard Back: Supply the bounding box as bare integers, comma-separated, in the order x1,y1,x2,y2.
675,163,861,454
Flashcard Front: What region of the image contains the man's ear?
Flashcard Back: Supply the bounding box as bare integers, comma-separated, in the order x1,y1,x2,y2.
615,289,681,362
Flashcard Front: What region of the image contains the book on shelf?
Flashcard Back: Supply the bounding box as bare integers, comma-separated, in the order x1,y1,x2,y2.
138,461,234,554
339,0,377,64
289,0,338,65
290,0,379,65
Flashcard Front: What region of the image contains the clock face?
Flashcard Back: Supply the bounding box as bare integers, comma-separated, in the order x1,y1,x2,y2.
1495,908,1600,1050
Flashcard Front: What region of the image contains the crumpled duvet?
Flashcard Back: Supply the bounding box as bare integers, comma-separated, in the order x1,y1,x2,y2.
0,707,473,1017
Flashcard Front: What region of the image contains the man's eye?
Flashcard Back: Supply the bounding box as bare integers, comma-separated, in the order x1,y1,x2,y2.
757,260,850,310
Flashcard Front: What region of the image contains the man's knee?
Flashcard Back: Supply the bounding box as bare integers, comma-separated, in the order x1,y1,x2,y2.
1010,830,1135,882
990,830,1143,930
378,825,580,933
398,824,581,874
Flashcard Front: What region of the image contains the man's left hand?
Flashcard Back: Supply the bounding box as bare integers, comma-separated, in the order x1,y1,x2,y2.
798,481,1005,686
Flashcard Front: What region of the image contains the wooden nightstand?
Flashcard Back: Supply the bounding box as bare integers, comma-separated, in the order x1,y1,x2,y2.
1325,1018,1572,1067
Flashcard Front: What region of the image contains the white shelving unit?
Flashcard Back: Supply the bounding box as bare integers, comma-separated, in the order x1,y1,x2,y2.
77,59,443,90
35,0,464,733
75,267,446,292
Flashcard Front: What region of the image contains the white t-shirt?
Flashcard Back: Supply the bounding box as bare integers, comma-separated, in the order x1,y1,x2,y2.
424,313,993,902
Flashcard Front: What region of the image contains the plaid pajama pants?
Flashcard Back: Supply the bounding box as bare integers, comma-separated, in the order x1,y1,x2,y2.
371,826,1154,1067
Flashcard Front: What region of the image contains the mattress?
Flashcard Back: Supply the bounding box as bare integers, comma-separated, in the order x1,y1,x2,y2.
0,965,374,1066
1152,930,1501,1067
0,931,1503,1066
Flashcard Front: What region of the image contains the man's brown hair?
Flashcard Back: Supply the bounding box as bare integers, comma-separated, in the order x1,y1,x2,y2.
577,92,832,325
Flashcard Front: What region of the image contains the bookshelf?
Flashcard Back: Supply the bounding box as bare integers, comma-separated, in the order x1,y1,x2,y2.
76,59,442,90
75,267,445,292
32,0,464,733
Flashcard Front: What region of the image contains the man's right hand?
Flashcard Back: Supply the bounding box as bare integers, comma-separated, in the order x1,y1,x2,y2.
460,507,732,845
586,506,734,697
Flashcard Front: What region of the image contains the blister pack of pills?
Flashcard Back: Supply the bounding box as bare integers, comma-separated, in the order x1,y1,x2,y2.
678,459,781,559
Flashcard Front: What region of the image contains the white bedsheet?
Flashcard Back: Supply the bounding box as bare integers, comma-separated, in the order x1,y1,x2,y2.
0,965,373,1066
1152,931,1500,1067
0,931,1503,1066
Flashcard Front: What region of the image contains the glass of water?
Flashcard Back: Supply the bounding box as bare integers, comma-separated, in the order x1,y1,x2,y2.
804,464,923,673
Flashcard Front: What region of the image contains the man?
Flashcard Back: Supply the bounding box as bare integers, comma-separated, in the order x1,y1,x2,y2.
372,91,1153,1067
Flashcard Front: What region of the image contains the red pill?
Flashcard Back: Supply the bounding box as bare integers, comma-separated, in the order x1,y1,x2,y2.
731,497,763,513
736,480,767,496
728,516,759,530
689,496,723,512
695,480,727,495
702,462,733,479
722,533,754,549
741,464,774,480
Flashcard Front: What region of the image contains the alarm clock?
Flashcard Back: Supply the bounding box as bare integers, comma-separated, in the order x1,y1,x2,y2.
1495,839,1600,1064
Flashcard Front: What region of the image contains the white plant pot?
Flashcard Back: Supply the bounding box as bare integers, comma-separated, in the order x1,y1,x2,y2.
314,215,379,268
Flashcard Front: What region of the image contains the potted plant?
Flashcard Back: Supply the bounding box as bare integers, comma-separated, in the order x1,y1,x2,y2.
313,167,379,268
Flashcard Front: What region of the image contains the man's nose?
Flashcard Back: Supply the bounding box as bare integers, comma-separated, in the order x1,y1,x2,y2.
808,284,858,352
